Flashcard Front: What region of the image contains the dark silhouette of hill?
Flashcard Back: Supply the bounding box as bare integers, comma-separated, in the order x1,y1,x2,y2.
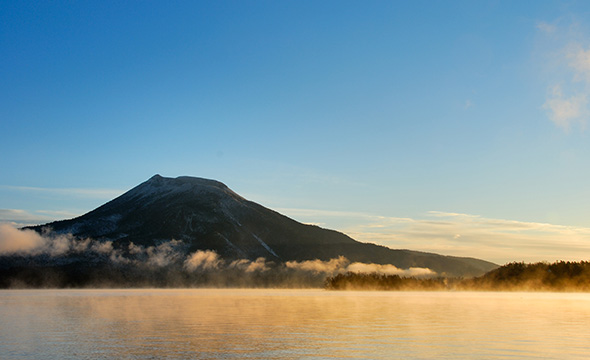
459,261,590,291
22,175,496,278
324,261,590,291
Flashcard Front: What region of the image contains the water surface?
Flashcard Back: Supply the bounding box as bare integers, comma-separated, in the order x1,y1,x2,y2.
1,289,589,359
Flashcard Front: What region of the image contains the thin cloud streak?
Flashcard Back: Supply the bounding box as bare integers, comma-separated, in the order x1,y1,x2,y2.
281,207,590,264
0,185,124,199
0,209,80,227
342,211,590,264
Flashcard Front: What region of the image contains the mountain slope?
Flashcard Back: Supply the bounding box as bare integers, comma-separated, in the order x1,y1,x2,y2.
30,175,497,277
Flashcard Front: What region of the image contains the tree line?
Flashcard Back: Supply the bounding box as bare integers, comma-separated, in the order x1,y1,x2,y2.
325,261,590,291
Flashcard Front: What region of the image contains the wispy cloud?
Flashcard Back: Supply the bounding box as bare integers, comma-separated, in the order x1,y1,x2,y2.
0,208,84,227
539,20,590,132
341,211,590,264
568,44,590,82
543,85,587,131
0,185,124,199
279,207,590,264
536,21,557,34
0,209,75,227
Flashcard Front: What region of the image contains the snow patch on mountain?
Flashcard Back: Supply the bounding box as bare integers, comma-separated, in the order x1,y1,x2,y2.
252,233,280,259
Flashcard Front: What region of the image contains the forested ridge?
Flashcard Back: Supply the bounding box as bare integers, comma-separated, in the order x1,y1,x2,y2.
325,261,590,291
461,261,590,291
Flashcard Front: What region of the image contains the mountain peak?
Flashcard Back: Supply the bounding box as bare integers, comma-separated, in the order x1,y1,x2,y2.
26,175,498,277
128,175,238,202
146,174,228,189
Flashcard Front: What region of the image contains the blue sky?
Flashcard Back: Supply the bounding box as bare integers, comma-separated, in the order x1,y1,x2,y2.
2,1,590,264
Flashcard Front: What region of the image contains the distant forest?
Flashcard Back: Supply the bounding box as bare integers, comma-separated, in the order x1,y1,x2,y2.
3,259,590,291
325,261,590,291
0,258,329,289
461,261,590,291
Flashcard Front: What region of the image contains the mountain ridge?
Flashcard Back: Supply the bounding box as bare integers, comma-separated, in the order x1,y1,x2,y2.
27,175,497,277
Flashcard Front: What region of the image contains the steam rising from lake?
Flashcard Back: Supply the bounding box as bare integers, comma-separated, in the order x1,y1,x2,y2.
184,250,222,271
0,224,46,255
0,224,435,288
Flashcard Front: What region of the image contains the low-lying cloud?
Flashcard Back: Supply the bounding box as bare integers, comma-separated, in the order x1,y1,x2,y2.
0,224,184,266
285,256,349,274
0,224,435,288
283,256,435,277
0,224,46,255
184,250,222,271
228,257,270,273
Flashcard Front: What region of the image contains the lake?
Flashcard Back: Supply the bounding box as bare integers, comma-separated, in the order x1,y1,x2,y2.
1,289,589,359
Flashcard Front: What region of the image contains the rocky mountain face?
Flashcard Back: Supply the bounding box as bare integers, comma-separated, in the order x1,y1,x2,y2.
29,175,497,277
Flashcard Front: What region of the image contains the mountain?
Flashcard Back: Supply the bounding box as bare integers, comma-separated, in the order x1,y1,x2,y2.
27,175,497,277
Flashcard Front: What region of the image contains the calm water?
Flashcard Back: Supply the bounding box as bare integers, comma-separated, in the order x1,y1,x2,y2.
1,289,589,359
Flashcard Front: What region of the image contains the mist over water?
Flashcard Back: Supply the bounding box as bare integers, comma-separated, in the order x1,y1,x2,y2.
1,289,589,359
0,224,435,288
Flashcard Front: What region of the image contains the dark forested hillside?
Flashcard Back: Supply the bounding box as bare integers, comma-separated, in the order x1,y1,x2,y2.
324,261,590,291
459,261,590,291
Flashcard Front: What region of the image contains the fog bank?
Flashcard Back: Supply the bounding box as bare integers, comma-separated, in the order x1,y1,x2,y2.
0,225,435,288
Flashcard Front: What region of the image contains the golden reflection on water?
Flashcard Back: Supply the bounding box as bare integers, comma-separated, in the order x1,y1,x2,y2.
1,289,590,359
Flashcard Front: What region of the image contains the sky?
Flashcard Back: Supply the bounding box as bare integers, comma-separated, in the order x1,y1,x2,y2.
2,0,590,264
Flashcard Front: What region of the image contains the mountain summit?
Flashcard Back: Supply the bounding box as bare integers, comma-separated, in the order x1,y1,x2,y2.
31,175,497,277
